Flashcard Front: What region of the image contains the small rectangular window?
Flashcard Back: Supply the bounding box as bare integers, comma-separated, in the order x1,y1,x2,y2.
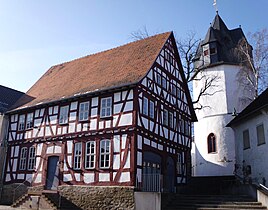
59,106,69,124
74,142,82,169
28,147,36,170
85,141,96,169
156,74,161,85
171,84,176,96
26,113,34,129
149,100,154,119
243,129,250,149
163,109,168,126
257,124,265,146
100,97,112,118
143,97,148,116
169,112,173,128
177,88,182,99
18,115,25,131
19,147,27,170
79,102,89,121
100,140,111,168
210,47,216,55
162,77,167,89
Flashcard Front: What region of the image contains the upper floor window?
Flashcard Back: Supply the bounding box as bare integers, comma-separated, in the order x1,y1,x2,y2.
142,97,148,116
100,140,111,168
171,84,176,96
243,129,250,149
26,113,34,129
162,77,167,89
28,146,36,170
18,115,25,131
149,100,155,119
163,109,168,126
169,112,174,128
74,142,82,169
156,74,161,85
207,133,217,153
85,141,96,169
79,102,89,121
59,106,69,124
100,97,112,118
19,147,27,170
257,124,265,146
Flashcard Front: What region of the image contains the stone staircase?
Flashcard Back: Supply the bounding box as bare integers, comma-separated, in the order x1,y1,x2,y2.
11,190,81,210
162,176,268,210
164,194,267,210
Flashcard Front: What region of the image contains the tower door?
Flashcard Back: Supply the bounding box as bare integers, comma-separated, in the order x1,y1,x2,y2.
46,156,59,190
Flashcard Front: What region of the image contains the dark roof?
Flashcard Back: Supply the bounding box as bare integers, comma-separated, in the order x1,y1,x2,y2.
194,13,250,66
0,85,24,113
227,88,268,127
11,32,172,110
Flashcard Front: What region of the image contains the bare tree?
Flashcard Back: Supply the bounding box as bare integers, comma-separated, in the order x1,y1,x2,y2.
131,29,220,110
237,28,268,98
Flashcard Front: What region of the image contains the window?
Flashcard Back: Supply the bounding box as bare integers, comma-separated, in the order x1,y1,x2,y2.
28,147,36,170
18,115,25,131
156,74,161,85
74,142,82,169
79,102,89,121
243,129,250,149
85,141,96,169
185,121,191,136
100,97,112,117
210,47,217,55
19,147,27,170
162,77,167,89
100,140,111,168
163,109,168,126
257,124,265,145
177,153,182,174
143,97,148,116
177,88,182,99
204,49,209,56
59,106,69,124
149,100,154,119
171,84,176,96
169,112,173,128
26,113,34,129
207,133,217,153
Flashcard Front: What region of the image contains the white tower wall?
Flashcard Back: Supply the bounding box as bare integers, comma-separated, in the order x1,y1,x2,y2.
192,64,254,176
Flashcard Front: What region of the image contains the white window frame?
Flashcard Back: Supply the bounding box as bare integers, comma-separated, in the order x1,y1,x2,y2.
149,100,154,119
100,97,112,118
74,142,82,169
18,115,25,131
100,139,111,169
85,141,96,169
79,102,89,121
143,97,148,116
19,147,27,170
163,109,168,126
59,106,69,124
26,113,34,129
28,146,36,170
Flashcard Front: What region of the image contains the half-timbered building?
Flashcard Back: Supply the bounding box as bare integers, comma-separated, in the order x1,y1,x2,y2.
3,32,196,208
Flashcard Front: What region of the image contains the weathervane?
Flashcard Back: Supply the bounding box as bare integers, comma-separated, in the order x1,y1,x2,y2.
213,0,218,13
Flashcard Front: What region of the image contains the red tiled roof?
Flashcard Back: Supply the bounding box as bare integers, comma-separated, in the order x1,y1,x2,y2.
12,32,172,110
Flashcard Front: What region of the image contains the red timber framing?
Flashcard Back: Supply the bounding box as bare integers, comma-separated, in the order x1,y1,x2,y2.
4,32,196,192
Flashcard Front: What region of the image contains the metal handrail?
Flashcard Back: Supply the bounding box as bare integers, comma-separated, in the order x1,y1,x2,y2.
13,176,34,203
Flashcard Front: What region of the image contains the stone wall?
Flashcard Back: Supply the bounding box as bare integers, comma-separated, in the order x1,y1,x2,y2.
58,185,135,210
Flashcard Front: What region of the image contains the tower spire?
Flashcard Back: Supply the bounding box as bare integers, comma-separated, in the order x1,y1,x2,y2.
213,0,218,13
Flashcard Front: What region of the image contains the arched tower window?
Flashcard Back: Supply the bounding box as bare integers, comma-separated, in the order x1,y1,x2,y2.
207,133,217,153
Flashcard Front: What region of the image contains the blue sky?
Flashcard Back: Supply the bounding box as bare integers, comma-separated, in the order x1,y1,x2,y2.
1,0,268,92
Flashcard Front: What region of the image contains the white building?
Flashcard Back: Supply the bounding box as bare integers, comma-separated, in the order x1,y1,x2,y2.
192,13,255,176
227,88,268,185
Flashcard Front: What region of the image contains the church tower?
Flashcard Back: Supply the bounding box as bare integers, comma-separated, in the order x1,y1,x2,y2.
192,13,255,176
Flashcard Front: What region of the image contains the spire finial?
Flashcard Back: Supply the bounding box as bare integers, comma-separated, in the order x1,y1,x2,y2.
213,0,218,13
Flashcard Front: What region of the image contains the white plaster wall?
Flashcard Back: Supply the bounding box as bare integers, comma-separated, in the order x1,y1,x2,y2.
232,111,268,185
193,64,254,176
